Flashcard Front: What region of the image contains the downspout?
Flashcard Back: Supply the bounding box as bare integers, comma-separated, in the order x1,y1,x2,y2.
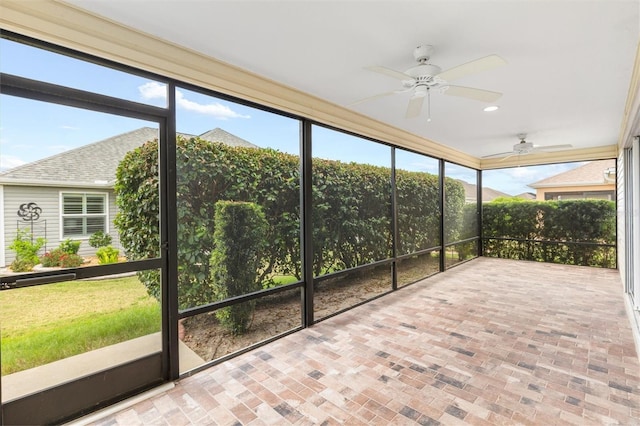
604,167,616,183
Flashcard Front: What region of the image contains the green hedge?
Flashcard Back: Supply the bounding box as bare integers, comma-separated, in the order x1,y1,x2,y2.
115,136,465,309
211,201,267,334
396,170,440,255
482,199,616,267
453,203,479,260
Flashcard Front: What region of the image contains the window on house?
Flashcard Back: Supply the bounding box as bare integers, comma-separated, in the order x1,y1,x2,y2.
61,193,107,237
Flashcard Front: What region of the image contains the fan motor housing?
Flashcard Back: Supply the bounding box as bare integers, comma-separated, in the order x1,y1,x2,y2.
514,141,534,153
413,44,434,62
406,63,442,79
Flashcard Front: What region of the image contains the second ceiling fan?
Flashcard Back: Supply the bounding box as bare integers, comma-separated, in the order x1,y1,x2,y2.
482,134,573,160
354,44,506,119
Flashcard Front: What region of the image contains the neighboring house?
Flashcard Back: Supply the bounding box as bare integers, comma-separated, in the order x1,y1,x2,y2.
456,180,511,203
0,127,257,267
515,192,536,200
528,159,616,201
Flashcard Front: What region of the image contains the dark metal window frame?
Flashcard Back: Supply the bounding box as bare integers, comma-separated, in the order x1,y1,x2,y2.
1,30,176,424
0,29,485,422
0,75,172,426
441,161,482,271
480,160,618,269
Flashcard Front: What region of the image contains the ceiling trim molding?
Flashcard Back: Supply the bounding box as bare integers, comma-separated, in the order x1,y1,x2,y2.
0,0,480,168
618,41,640,150
480,145,618,170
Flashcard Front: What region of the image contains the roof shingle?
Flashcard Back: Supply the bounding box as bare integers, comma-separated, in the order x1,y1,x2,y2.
528,159,616,188
0,127,257,186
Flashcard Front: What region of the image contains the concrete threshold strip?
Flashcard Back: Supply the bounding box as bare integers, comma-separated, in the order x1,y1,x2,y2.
64,382,176,426
3,332,205,422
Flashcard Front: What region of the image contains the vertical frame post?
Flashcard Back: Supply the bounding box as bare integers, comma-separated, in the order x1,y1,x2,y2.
164,83,180,380
439,159,446,272
391,147,398,290
301,120,314,326
477,169,483,257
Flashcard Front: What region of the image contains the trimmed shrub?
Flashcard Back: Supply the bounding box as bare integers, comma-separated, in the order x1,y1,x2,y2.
396,169,441,255
10,258,36,273
9,229,45,271
456,203,479,260
89,231,112,248
443,180,466,245
114,136,465,309
210,201,268,335
59,253,84,268
59,239,81,255
41,248,66,267
96,246,120,264
312,159,393,274
483,199,616,267
40,248,84,268
115,139,162,301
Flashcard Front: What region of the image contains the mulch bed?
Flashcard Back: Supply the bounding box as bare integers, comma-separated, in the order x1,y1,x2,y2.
181,255,440,361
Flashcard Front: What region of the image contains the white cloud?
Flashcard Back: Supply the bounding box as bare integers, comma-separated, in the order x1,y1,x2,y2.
0,155,26,171
60,125,79,130
484,161,588,195
139,81,167,100
506,167,538,179
175,91,250,120
138,82,251,120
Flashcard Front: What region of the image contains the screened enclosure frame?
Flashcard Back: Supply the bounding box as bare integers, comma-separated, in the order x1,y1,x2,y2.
0,30,482,424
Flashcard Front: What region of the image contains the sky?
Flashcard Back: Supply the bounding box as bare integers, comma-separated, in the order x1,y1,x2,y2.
0,37,584,195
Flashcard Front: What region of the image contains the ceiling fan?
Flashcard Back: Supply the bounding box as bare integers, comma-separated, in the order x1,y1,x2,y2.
482,134,573,160
352,44,506,120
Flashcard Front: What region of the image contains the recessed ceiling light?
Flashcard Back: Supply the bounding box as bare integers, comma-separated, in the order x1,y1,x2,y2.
484,105,499,112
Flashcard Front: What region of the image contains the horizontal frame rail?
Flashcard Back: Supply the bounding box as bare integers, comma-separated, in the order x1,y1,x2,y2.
178,280,304,319
0,258,163,288
483,236,615,248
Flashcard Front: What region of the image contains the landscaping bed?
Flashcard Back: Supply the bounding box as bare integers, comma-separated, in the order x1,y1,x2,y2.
181,254,439,362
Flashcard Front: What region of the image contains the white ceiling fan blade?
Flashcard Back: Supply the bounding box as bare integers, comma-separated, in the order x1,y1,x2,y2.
534,144,573,151
405,94,425,118
348,87,413,106
366,65,413,81
437,54,507,82
443,85,502,103
348,91,398,106
481,151,514,159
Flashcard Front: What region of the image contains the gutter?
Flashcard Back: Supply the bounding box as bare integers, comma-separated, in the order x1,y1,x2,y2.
0,179,114,189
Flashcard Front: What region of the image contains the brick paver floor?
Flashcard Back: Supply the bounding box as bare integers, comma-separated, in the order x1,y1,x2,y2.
88,258,640,425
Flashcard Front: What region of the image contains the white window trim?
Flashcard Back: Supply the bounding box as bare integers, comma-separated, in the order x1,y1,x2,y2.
59,191,109,240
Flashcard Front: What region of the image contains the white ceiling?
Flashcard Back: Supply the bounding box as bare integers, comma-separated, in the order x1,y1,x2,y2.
65,0,639,160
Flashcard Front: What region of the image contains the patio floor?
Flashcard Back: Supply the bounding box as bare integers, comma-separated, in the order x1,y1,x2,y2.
85,257,640,425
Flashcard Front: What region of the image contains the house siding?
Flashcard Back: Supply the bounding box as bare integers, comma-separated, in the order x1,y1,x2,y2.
0,185,4,268
2,185,121,266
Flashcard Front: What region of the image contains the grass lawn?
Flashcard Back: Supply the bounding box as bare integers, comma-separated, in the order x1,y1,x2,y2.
0,275,161,375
